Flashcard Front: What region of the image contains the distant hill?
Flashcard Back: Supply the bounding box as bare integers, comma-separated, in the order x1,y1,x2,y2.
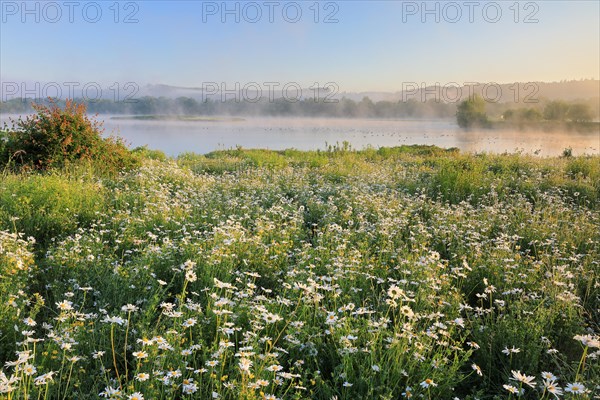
1,79,597,104
137,84,335,102
338,80,600,103
138,80,599,103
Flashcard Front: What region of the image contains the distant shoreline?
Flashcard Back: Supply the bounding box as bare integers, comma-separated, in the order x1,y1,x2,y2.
487,120,600,133
110,115,246,122
455,120,600,133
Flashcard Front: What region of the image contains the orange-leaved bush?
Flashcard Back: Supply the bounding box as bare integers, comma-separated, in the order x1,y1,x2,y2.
2,99,139,173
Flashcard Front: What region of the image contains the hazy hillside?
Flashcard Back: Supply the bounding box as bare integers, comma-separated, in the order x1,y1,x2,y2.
138,79,599,103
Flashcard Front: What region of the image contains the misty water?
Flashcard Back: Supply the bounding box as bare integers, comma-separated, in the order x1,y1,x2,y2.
2,115,598,156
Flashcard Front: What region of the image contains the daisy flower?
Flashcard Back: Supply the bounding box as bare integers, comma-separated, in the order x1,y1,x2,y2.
544,380,563,397
511,370,536,388
136,373,150,381
541,372,557,382
420,378,437,388
503,384,523,395
471,363,482,376
565,382,586,394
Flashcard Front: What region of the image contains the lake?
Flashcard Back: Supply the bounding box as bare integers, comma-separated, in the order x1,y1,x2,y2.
2,115,598,156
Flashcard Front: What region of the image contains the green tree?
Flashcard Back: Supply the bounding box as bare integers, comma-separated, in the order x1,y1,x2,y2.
543,101,569,121
456,95,488,128
502,109,515,121
340,98,358,117
175,97,199,115
566,103,593,122
518,108,542,121
357,96,375,117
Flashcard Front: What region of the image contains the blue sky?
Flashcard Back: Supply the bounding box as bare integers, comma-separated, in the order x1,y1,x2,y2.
1,0,599,92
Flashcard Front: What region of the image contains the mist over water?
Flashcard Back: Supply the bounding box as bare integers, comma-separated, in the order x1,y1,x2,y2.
1,115,598,157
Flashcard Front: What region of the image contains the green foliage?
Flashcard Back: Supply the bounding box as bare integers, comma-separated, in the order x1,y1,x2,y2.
502,109,516,120
567,103,593,122
566,157,594,179
502,108,542,122
519,108,542,121
132,145,167,161
1,147,598,399
544,101,593,122
0,130,8,166
2,99,139,173
0,173,107,247
457,95,489,128
543,100,570,121
0,232,39,358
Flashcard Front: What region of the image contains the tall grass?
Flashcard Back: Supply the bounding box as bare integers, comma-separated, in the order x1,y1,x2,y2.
0,146,598,399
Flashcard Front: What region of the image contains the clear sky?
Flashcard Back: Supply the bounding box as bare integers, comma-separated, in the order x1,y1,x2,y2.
1,0,599,92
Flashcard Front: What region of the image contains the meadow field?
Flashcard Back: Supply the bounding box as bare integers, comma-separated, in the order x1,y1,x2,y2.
1,145,598,399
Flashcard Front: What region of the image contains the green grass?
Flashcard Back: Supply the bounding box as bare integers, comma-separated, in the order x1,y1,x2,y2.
1,146,598,399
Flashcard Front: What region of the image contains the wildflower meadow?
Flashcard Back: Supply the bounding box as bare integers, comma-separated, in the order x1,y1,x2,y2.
1,145,598,399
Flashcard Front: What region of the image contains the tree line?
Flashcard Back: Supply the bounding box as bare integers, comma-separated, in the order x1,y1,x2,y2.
2,96,597,122
1,96,456,118
457,96,597,128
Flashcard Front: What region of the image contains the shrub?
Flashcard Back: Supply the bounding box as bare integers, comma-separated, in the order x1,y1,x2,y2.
2,99,139,173
132,145,167,161
456,95,489,128
543,100,570,121
566,103,593,122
